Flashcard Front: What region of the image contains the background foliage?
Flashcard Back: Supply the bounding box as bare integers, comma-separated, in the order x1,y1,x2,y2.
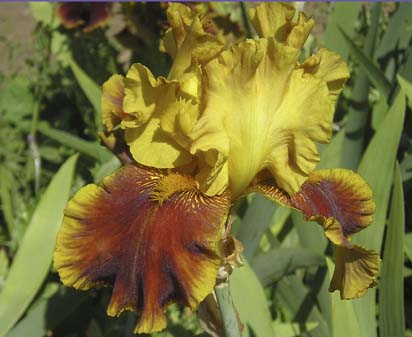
0,2,411,337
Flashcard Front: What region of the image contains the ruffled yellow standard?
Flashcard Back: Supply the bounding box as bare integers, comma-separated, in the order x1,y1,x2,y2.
54,2,380,334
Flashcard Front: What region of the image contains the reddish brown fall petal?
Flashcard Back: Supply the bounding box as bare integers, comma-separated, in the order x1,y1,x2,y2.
248,168,379,299
249,169,375,243
57,3,85,29
54,164,230,333
290,169,375,243
57,3,112,32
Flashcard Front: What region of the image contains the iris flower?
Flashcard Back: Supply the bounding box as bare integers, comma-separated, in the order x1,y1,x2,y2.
57,2,112,32
54,3,380,334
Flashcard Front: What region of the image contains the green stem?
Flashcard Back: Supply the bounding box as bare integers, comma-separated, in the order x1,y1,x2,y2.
240,3,253,39
215,282,242,337
29,100,42,194
341,3,381,170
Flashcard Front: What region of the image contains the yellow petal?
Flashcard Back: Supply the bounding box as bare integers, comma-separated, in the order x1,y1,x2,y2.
101,74,125,131
125,118,192,168
164,3,224,79
122,63,196,167
299,48,349,107
122,63,174,128
248,2,295,39
330,245,380,299
159,98,199,151
190,32,341,197
248,2,314,49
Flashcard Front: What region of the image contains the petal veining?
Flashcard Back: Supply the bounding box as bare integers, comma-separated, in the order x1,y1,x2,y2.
249,168,379,299
54,164,230,333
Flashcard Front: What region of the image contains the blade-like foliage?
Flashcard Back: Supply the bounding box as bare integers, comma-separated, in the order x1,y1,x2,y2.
0,155,78,337
379,162,405,337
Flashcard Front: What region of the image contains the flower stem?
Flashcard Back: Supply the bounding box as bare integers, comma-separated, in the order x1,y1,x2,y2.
215,282,242,337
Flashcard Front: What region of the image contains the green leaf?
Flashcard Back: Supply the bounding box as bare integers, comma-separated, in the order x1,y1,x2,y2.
0,76,34,123
237,194,276,261
375,3,412,58
352,92,406,337
397,74,412,110
399,47,412,80
0,155,78,337
355,91,405,251
379,162,405,337
29,3,54,25
264,236,330,337
323,3,362,60
37,123,113,163
275,276,331,337
92,155,121,183
68,57,102,130
0,165,14,238
405,233,412,262
341,3,382,170
326,258,361,337
231,261,275,337
86,320,104,337
252,248,324,287
0,249,9,289
318,130,345,169
272,321,319,337
371,95,389,131
340,29,392,98
400,153,412,183
7,286,88,337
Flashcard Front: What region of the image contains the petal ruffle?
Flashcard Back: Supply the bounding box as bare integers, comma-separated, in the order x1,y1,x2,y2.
54,164,230,333
190,32,341,197
298,48,349,107
249,168,379,299
330,245,380,299
290,169,375,242
163,3,224,79
248,2,313,49
122,64,174,128
188,3,348,198
122,64,194,168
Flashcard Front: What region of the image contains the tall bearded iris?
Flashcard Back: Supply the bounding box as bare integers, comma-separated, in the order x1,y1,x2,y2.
54,3,380,334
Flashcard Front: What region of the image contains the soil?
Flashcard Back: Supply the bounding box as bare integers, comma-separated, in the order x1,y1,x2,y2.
0,3,36,77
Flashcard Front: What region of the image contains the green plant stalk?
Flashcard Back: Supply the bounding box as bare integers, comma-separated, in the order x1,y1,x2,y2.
29,99,42,194
215,282,242,337
240,3,253,39
0,165,14,238
29,20,53,193
341,2,381,170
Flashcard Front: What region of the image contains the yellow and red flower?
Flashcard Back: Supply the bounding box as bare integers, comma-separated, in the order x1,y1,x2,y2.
54,3,380,334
